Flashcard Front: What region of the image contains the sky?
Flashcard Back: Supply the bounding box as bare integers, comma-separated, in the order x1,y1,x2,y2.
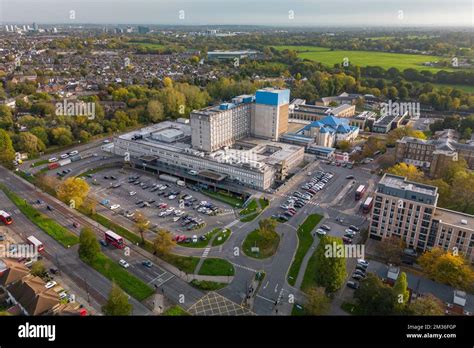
0,0,473,27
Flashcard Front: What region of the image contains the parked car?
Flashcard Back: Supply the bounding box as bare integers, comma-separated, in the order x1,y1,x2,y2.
119,259,130,268
45,281,57,289
46,205,54,211
349,225,360,232
110,204,121,210
352,273,364,280
68,150,79,156
316,229,327,236
320,224,331,231
357,259,369,267
346,281,359,289
48,157,58,163
129,191,137,196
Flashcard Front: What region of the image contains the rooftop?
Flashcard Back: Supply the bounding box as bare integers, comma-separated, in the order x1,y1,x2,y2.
379,174,438,197
433,208,474,231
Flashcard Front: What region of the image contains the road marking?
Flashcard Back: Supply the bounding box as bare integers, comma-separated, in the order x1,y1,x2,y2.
274,283,279,293
256,294,275,303
202,247,210,258
231,262,257,273
263,281,269,289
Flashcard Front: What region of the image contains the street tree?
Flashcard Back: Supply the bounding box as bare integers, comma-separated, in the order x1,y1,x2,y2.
376,236,405,264
305,287,331,315
354,273,397,315
56,177,90,208
393,272,410,311
0,129,15,169
30,261,46,277
78,227,100,262
153,229,176,256
102,282,132,316
312,236,346,293
134,211,149,243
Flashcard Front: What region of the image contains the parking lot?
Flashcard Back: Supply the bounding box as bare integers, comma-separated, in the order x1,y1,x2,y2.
85,168,237,239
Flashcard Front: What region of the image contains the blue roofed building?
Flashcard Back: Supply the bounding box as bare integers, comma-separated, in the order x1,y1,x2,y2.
297,115,359,148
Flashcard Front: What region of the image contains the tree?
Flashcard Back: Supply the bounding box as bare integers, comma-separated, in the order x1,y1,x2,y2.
0,129,15,169
258,218,277,241
134,211,149,243
51,127,74,146
56,177,90,208
102,282,132,316
387,163,424,182
393,272,410,311
163,77,173,88
450,170,474,213
376,236,405,264
78,227,100,262
418,248,474,291
30,261,46,277
354,273,398,315
305,287,331,315
153,229,176,256
408,294,444,315
82,196,97,215
17,132,46,156
337,140,351,152
146,100,165,123
312,236,346,293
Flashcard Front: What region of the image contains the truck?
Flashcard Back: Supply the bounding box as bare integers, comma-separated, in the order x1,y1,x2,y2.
58,158,71,167
159,174,181,184
176,180,186,187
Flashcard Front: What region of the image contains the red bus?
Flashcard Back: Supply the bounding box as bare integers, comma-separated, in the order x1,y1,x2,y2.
362,197,373,214
355,185,366,201
27,235,44,253
104,230,125,249
0,210,13,225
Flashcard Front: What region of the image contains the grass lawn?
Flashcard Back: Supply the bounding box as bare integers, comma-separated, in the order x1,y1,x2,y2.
287,214,323,286
291,304,307,316
179,228,219,249
433,83,474,94
300,249,320,293
84,253,154,301
201,189,244,208
272,45,457,72
162,305,190,316
259,198,269,210
341,302,361,315
190,279,227,291
239,199,258,216
240,212,259,222
0,185,79,247
198,258,235,276
242,229,280,259
211,229,231,247
128,41,165,50
79,208,199,273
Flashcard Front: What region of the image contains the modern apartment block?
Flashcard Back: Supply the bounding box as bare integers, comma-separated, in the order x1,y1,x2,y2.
190,88,290,152
370,174,474,263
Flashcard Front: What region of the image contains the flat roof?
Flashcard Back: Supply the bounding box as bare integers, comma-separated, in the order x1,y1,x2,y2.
434,208,474,231
380,174,438,197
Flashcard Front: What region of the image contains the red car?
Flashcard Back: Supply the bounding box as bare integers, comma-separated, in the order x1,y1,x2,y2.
342,236,352,244
177,235,186,243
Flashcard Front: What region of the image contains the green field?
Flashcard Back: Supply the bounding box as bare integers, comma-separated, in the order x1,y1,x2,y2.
1,185,79,247
198,258,235,276
433,83,474,94
272,45,455,72
128,42,165,49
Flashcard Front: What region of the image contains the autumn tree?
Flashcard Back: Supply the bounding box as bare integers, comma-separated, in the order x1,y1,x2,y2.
354,273,398,315
305,287,331,315
146,100,165,123
82,196,97,215
258,218,278,241
31,261,46,277
153,229,176,256
134,211,149,243
418,248,474,291
102,282,132,316
56,177,90,208
393,272,410,311
17,132,46,156
387,163,424,182
408,294,444,316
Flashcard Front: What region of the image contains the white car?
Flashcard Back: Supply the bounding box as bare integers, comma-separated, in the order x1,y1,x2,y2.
110,204,121,210
192,235,198,243
316,229,327,235
168,195,176,200
68,150,79,156
48,157,58,163
59,291,68,300
125,211,135,218
345,229,356,235
357,259,369,267
119,259,130,268
45,281,57,289
129,191,137,196
60,153,69,159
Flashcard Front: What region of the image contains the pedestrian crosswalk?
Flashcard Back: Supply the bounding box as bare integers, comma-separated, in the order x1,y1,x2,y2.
202,247,211,258
231,262,257,273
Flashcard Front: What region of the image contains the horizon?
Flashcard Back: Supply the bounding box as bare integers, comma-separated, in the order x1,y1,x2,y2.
0,0,472,27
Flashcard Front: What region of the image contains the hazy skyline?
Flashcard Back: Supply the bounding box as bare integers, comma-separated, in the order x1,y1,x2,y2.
0,0,473,27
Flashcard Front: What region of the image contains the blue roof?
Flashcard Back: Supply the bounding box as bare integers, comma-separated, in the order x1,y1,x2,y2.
336,124,352,133
300,115,356,135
